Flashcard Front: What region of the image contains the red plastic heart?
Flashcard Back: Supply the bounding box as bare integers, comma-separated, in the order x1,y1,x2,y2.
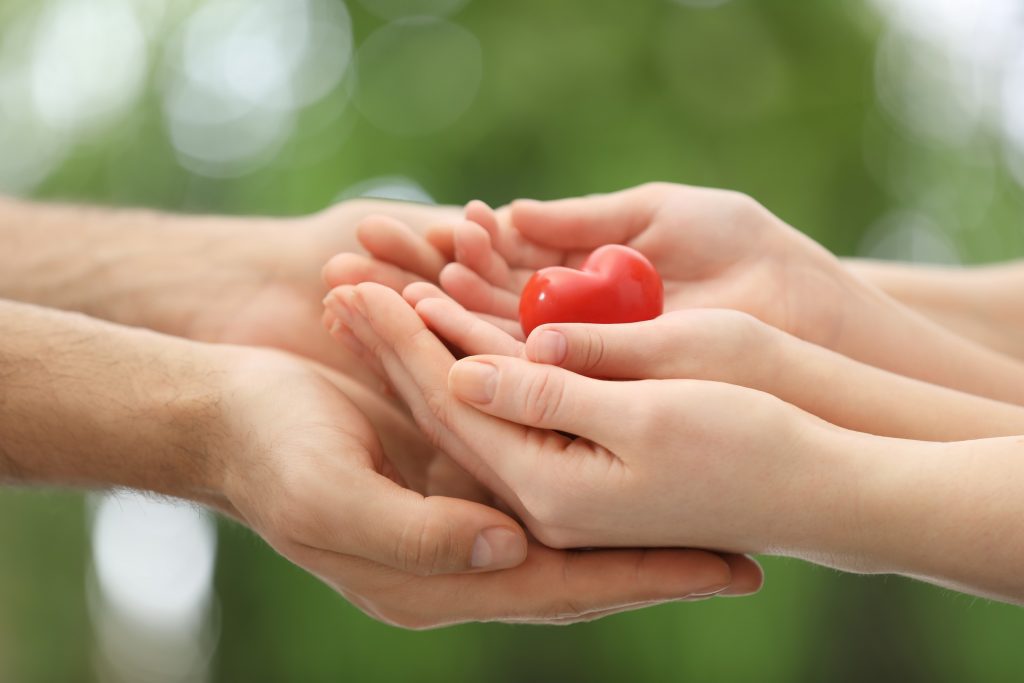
518,244,664,337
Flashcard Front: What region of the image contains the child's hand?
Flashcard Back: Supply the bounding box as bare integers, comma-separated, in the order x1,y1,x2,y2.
352,284,1024,441
327,282,822,555
324,282,1024,604
434,185,1024,405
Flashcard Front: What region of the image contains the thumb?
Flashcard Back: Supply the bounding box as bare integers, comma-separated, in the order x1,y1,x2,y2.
509,184,668,250
317,474,528,576
448,355,623,445
525,319,672,379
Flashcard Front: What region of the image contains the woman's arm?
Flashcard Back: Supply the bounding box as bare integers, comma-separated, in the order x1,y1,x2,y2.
328,188,1024,406
349,283,1024,442
331,282,1024,604
844,258,1024,361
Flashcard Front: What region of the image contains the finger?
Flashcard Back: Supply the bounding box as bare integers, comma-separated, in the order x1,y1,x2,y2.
453,220,514,289
415,297,525,358
464,199,501,242
510,185,667,250
357,214,447,281
402,280,455,305
323,288,387,380
304,542,734,628
525,310,768,384
303,470,528,576
718,554,764,596
425,224,455,261
447,355,625,445
322,252,422,292
347,283,548,499
524,317,677,378
439,262,520,319
404,284,525,340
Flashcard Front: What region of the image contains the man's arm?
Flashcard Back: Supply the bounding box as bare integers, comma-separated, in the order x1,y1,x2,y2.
0,298,227,505
0,298,756,626
0,195,456,380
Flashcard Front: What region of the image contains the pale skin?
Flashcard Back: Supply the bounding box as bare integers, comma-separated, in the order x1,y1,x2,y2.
324,282,1024,605
321,182,1024,604
0,196,762,629
326,285,1024,442
323,183,1024,405
844,258,1024,362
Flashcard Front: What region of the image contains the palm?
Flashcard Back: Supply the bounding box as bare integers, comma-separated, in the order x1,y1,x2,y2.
466,187,847,346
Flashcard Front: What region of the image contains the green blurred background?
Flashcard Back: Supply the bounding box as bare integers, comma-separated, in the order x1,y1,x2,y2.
2,0,1024,680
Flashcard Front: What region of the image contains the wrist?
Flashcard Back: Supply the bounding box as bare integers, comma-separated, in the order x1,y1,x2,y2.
782,422,942,575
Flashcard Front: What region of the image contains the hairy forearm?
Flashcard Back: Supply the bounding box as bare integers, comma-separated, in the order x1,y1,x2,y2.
812,429,1024,604
844,258,1024,360
0,196,311,336
0,298,225,502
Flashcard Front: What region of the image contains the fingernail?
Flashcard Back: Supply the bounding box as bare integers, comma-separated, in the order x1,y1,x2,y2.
471,527,523,569
688,583,730,598
349,289,368,316
450,361,497,404
324,294,352,325
531,330,567,365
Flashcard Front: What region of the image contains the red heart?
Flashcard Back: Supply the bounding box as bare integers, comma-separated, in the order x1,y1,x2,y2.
518,245,664,337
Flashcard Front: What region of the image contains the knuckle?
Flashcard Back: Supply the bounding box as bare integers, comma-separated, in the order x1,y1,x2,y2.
726,191,768,223
395,508,457,577
576,331,607,374
520,370,568,426
519,489,580,550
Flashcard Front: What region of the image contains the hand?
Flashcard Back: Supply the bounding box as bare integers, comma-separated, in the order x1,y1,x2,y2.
180,199,458,387
328,187,854,343
323,283,770,574
334,185,1024,404
213,346,758,627
373,284,1024,441
325,284,1024,605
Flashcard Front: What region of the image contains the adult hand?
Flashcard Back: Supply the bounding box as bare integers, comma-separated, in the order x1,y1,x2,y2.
328,185,1024,404
178,199,459,387
214,346,759,627
372,283,1024,441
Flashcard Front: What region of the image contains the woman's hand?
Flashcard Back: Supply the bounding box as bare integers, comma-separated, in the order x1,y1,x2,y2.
324,283,1024,605
323,283,797,553
356,283,1024,441
328,184,1024,404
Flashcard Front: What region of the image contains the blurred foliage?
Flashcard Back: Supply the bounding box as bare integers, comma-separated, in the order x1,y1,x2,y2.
3,0,1024,681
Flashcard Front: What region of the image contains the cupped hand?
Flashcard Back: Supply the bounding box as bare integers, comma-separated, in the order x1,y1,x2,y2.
212,346,753,627
323,283,769,584
180,199,458,386
322,185,876,354
452,186,868,345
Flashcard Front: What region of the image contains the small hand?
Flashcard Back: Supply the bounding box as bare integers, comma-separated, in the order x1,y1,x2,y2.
440,187,860,346
323,283,767,585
